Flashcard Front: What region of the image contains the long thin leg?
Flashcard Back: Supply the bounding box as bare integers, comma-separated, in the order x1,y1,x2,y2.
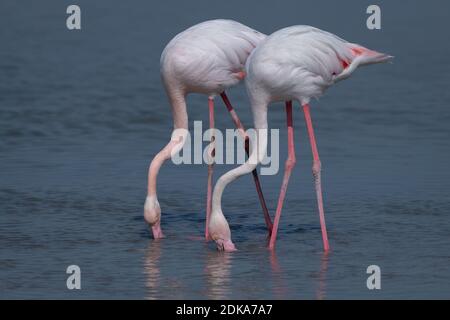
220,92,273,233
269,101,296,250
302,104,330,251
205,97,215,240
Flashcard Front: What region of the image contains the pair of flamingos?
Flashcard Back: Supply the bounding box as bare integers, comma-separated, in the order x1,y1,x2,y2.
144,19,391,252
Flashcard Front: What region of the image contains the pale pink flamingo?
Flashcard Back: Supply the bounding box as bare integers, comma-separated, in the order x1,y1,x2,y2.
209,26,392,251
144,20,273,240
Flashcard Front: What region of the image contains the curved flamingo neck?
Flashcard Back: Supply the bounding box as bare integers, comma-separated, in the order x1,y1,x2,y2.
166,89,188,130
147,88,188,197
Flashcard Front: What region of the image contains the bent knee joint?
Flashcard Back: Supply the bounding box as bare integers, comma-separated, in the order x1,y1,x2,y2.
312,160,321,178
285,157,297,170
206,144,216,165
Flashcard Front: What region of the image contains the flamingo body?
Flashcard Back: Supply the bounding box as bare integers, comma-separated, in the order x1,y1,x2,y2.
144,20,269,241
209,25,392,251
246,26,392,107
161,19,266,97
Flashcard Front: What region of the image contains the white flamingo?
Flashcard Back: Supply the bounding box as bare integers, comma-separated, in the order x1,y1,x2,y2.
144,20,273,240
209,26,392,251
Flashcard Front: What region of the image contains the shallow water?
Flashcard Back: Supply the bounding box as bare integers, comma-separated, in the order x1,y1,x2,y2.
1,0,450,299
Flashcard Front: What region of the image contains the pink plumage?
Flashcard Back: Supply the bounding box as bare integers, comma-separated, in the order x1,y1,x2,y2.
160,19,266,99
144,20,271,242
246,26,393,107
209,25,392,252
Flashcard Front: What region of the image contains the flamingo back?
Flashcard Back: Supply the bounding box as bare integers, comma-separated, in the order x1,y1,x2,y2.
161,19,266,95
246,26,392,104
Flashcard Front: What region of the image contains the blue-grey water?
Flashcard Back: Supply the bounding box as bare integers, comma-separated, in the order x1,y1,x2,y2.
1,0,450,299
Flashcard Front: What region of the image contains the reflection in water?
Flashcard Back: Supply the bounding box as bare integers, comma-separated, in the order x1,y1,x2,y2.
270,249,330,299
315,251,330,300
142,240,330,299
204,252,232,300
143,240,162,300
269,250,289,299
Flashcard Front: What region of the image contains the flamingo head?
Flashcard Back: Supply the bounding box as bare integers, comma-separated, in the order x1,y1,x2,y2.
144,195,164,239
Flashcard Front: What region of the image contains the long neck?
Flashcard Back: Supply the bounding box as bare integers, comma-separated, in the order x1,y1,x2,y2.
251,99,269,130
167,89,188,130
211,100,268,212
147,89,188,197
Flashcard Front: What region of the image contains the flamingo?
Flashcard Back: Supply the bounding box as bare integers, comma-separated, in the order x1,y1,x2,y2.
144,19,273,240
209,26,392,251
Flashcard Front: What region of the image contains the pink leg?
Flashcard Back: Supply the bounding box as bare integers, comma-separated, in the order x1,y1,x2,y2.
205,97,215,240
269,101,296,250
220,92,273,233
303,104,330,251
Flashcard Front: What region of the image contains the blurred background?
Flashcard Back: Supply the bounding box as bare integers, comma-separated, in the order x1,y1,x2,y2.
0,0,449,299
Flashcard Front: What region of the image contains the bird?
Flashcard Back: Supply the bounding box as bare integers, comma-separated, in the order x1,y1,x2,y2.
208,25,392,252
144,19,273,241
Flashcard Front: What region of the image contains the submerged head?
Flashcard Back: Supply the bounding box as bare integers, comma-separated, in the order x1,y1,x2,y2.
208,208,237,252
144,195,164,239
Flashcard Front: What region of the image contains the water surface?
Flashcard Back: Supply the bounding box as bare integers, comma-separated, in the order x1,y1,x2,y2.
1,0,449,299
